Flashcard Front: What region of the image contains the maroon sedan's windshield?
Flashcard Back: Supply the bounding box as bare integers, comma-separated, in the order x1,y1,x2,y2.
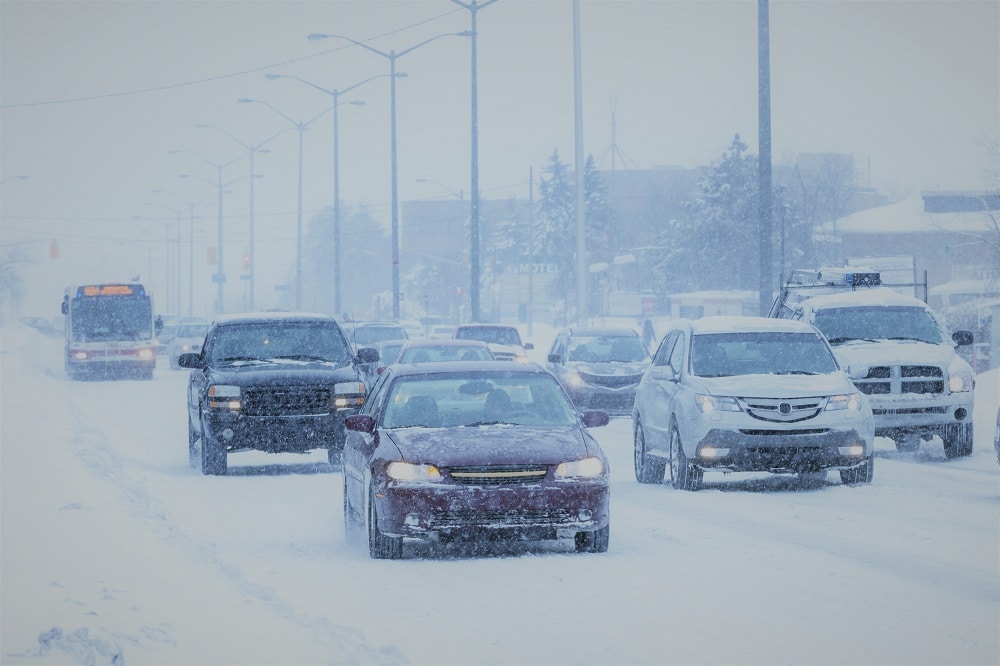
383,373,578,428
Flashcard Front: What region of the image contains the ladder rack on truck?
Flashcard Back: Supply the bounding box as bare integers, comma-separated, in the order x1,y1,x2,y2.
769,267,929,318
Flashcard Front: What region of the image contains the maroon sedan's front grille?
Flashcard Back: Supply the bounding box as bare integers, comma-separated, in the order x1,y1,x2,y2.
242,387,330,417
430,509,574,527
448,465,549,485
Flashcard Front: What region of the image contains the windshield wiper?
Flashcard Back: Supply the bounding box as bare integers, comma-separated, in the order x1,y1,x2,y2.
218,356,268,364
272,354,332,362
774,370,819,375
826,337,878,344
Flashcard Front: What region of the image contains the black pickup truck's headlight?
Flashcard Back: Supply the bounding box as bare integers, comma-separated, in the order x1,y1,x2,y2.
208,384,241,410
334,381,366,409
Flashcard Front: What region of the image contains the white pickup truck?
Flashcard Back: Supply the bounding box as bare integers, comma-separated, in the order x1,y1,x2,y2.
770,269,975,457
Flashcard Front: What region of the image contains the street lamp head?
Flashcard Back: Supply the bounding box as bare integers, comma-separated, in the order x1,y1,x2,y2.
264,73,282,80
347,100,366,107
237,98,256,104
194,123,212,129
307,33,329,41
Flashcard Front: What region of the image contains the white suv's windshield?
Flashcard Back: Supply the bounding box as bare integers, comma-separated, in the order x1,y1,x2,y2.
813,305,945,345
690,332,839,378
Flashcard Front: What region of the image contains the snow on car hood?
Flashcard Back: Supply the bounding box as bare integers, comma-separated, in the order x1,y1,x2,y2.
829,339,960,369
386,425,598,467
693,372,854,398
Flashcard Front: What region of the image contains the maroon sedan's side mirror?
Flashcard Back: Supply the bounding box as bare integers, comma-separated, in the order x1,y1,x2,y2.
345,414,375,434
581,410,610,428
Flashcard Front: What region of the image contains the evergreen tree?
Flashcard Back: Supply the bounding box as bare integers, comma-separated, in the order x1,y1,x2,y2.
654,134,797,293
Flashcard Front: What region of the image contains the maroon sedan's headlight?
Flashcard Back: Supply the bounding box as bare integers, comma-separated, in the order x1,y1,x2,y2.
554,457,604,479
386,462,443,482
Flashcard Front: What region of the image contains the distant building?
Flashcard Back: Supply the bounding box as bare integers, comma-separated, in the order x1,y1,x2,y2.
820,190,999,290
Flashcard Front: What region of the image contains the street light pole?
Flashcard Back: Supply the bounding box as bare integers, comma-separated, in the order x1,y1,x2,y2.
196,124,288,311
265,73,391,316
307,31,470,321
451,0,497,323
171,149,242,316
238,98,333,311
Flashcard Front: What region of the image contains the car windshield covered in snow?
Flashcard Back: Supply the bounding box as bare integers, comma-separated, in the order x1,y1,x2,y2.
380,371,579,428
207,321,354,366
690,331,840,378
812,305,947,345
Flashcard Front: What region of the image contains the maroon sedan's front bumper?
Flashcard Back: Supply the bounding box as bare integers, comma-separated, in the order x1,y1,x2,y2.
375,480,610,542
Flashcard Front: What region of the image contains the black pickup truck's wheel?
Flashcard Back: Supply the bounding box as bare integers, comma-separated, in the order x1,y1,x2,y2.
200,418,227,476
187,417,199,469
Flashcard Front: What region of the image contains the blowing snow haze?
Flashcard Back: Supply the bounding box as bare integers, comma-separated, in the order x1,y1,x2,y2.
1,1,998,317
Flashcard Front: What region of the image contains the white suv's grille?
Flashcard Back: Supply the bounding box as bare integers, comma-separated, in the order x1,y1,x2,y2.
739,397,823,423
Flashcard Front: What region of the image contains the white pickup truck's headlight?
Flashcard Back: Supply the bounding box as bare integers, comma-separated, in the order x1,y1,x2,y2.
947,357,974,393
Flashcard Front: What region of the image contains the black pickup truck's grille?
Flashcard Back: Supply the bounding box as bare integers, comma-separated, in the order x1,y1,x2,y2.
855,365,944,396
242,387,331,416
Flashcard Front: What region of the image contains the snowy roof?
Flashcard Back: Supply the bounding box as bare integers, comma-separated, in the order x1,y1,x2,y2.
823,194,997,235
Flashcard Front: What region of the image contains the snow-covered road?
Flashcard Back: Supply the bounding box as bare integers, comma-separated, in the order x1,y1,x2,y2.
2,327,998,665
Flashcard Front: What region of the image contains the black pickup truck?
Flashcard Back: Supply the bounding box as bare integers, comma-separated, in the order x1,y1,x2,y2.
179,312,378,475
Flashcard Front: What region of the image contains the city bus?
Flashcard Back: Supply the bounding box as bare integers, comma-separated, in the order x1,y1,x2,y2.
61,282,163,380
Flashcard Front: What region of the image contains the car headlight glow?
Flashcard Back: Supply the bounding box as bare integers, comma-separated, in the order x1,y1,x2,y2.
826,392,861,411
386,462,442,482
947,357,974,393
555,456,604,479
334,381,367,408
208,384,241,409
695,394,741,413
566,372,586,389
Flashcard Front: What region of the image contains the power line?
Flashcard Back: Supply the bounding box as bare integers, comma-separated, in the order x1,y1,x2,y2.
0,7,465,109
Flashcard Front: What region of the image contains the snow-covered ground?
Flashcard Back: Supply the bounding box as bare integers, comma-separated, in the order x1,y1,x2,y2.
1,323,998,666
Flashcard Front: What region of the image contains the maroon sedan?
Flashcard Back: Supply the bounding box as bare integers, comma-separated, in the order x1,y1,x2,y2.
341,361,611,559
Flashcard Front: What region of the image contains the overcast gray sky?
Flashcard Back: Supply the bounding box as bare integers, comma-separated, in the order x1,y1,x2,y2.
2,0,997,312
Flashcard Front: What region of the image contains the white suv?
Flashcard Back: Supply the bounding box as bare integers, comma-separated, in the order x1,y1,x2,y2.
632,316,875,490
775,288,975,457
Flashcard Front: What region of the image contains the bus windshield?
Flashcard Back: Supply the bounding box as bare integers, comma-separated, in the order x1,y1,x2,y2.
70,296,153,341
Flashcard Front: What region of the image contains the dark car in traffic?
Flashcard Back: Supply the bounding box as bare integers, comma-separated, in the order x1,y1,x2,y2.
341,361,611,559
545,326,651,415
179,312,377,475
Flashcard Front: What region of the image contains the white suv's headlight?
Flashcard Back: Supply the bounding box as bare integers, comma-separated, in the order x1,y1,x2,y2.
695,394,741,413
947,356,974,393
826,392,862,411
